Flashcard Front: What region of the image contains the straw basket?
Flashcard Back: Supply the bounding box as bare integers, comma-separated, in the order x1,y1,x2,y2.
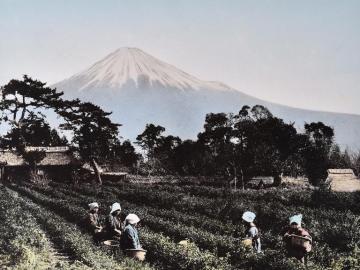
125,249,147,261
241,238,253,248
290,235,312,252
101,240,120,256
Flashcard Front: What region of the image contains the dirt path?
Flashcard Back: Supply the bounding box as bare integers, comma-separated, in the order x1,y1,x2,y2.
44,233,74,269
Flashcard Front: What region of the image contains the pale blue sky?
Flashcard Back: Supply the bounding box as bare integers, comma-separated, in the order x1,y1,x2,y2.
1,0,359,114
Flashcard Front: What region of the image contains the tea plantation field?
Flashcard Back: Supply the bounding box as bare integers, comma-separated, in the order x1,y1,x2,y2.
1,179,359,269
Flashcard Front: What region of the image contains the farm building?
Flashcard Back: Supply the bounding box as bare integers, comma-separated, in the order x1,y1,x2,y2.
326,169,360,192
0,146,78,182
82,162,128,181
247,176,274,189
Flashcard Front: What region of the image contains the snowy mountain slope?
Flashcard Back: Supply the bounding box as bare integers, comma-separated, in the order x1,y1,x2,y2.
54,47,232,92
52,48,360,150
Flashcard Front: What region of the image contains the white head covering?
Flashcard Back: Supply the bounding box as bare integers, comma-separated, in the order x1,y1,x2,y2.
125,213,140,225
242,211,256,223
289,214,302,225
88,202,99,210
110,202,121,214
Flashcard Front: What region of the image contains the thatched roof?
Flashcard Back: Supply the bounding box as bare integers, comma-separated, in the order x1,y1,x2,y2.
25,146,70,152
248,176,274,185
0,151,24,166
0,147,77,166
327,169,354,175
326,168,360,192
38,152,77,166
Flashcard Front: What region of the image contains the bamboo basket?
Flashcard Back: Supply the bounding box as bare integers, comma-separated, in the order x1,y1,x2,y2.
290,235,312,252
241,238,253,247
125,249,147,261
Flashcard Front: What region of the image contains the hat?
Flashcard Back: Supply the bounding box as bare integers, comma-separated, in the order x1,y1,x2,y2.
88,202,99,210
125,213,140,225
289,214,302,225
242,211,256,223
110,202,121,214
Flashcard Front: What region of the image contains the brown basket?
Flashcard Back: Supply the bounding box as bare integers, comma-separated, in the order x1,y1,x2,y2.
125,249,147,261
290,235,312,252
241,238,253,247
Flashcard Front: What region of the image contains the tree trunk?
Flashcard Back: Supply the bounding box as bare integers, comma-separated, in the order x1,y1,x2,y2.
274,172,282,186
90,159,102,185
233,166,237,191
240,168,245,190
20,96,26,120
0,166,4,182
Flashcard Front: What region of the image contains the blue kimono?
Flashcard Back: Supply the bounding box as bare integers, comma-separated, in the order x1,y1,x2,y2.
121,224,141,250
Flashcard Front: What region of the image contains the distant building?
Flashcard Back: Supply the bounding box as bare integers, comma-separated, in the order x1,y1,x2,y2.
0,146,78,182
81,162,128,181
247,176,274,189
326,169,360,192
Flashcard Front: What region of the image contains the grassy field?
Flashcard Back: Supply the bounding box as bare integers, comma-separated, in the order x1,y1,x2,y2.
1,178,360,269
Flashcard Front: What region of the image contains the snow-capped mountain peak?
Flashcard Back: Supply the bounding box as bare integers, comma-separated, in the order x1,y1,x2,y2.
56,47,232,92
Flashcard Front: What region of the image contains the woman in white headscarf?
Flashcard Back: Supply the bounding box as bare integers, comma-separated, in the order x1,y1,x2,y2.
283,214,312,264
242,211,261,253
120,213,142,251
85,202,104,243
105,202,124,240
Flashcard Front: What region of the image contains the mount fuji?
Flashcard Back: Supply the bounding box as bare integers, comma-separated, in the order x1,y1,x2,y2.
53,47,360,150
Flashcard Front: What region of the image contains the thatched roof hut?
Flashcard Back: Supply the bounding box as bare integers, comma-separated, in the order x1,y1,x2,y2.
0,147,78,181
247,176,274,189
0,146,77,167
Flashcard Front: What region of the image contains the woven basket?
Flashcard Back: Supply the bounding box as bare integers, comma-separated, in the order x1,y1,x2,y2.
241,238,253,247
290,235,312,252
125,249,147,261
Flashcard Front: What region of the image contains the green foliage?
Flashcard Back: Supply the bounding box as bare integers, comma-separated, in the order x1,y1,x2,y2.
8,179,360,270
302,122,335,186
136,124,166,156
1,76,122,184
59,102,120,162
3,185,152,270
140,105,336,189
113,140,140,169
22,150,46,169
10,184,231,270
0,75,63,124
0,186,90,269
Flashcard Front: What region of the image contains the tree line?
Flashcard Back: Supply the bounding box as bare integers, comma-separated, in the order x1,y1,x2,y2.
1,76,359,186
135,106,359,186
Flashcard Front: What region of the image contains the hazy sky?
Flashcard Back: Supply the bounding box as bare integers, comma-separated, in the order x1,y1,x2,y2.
1,0,359,114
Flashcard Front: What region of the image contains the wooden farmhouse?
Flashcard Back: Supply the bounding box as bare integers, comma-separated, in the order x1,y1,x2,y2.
0,146,78,182
247,176,274,189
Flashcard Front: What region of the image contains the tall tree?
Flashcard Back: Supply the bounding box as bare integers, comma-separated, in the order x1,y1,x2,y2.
0,76,65,170
2,113,66,148
303,122,335,186
136,124,166,158
1,76,121,184
135,124,167,175
58,102,121,185
198,113,233,176
0,75,63,125
154,135,182,173
113,140,140,169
